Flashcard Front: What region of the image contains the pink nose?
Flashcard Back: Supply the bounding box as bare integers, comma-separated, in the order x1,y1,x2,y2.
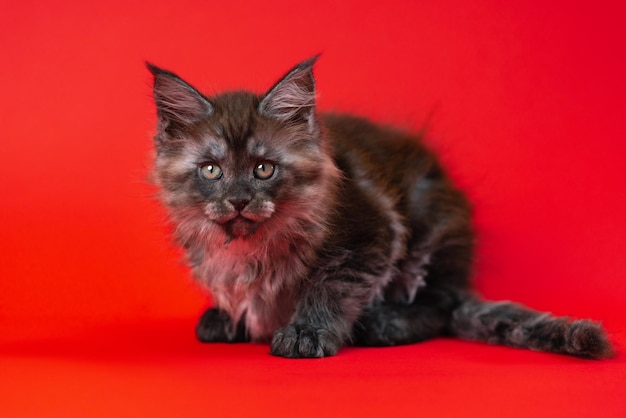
229,199,250,212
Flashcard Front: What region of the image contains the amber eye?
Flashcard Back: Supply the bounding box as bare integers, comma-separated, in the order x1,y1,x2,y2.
199,163,223,180
253,162,276,180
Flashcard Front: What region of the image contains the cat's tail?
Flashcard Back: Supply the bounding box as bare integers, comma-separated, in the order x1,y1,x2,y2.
448,296,615,359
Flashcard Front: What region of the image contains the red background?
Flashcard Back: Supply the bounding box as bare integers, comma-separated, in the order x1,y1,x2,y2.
2,1,626,417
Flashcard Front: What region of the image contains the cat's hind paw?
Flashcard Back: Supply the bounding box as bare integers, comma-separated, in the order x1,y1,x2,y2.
270,324,341,358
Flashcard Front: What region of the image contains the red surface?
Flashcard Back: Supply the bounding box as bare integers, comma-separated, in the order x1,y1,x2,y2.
1,1,626,417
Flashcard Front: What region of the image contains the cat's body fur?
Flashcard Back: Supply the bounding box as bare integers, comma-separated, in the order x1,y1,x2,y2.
147,58,613,358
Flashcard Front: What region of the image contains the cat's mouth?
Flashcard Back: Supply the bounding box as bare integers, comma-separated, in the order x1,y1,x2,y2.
206,203,274,239
231,215,251,224
217,211,264,224
222,215,260,238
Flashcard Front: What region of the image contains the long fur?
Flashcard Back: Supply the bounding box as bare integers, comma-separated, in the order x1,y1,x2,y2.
146,58,614,359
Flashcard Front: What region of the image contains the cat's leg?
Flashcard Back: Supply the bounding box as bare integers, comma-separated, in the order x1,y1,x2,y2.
352,289,458,346
196,307,249,343
364,216,472,346
270,277,372,358
449,296,614,358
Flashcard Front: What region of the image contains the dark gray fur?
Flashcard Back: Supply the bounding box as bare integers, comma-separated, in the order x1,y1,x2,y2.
147,57,614,359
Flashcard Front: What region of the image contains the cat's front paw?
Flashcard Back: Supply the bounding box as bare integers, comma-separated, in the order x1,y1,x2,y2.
270,324,341,358
196,307,248,343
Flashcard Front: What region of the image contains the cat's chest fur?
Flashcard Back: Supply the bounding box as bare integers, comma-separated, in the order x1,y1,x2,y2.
189,234,310,341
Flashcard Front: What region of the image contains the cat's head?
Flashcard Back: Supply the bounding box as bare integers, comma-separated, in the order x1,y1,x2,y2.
147,57,338,247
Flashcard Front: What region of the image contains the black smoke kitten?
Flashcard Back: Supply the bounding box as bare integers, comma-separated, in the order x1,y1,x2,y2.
147,57,614,359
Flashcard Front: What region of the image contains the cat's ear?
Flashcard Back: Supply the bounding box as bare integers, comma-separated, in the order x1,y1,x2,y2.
146,62,213,130
259,56,319,126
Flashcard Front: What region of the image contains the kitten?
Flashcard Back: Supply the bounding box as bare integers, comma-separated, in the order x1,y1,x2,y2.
147,57,614,359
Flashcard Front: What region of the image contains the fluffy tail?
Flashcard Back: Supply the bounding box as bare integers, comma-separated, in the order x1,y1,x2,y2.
448,296,614,359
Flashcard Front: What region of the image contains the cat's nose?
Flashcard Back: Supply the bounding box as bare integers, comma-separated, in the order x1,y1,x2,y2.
229,198,250,212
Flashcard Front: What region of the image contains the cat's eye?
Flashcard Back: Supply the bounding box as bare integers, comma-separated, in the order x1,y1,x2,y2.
254,162,276,180
199,163,223,180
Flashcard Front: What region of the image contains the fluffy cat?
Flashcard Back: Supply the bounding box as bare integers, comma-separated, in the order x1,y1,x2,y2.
147,57,613,359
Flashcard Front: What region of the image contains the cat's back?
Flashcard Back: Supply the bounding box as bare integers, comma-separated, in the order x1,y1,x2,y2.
322,113,437,192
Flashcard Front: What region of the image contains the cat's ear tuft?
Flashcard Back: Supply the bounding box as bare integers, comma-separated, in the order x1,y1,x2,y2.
146,62,213,130
259,56,319,125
